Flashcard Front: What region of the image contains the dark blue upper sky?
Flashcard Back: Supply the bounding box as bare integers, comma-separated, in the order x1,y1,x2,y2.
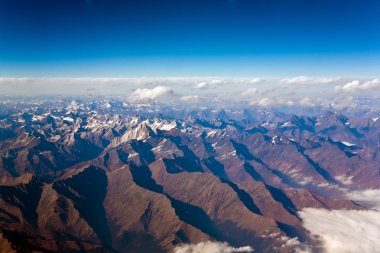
0,0,379,76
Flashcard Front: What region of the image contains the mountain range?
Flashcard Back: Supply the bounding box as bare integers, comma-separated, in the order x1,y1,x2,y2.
0,98,379,253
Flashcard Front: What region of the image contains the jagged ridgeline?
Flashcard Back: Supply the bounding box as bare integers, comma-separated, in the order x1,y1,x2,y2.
0,99,379,252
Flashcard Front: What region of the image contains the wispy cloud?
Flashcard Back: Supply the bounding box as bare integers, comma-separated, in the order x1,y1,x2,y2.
174,241,254,253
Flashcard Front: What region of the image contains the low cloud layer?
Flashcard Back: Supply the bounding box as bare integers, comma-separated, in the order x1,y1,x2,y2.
346,188,380,210
0,76,379,109
174,241,254,253
299,208,380,253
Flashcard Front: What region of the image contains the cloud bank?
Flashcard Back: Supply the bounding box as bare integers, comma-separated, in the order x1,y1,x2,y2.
1,76,379,109
299,208,380,253
174,241,254,253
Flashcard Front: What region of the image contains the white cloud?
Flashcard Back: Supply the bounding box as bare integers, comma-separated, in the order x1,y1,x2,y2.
330,95,354,109
241,88,258,97
0,77,176,96
251,97,294,107
335,78,380,93
299,208,380,253
179,95,205,103
194,82,210,89
345,188,380,210
284,237,313,253
335,80,360,92
0,76,377,108
210,79,224,85
299,97,314,107
257,98,273,106
282,76,312,84
174,241,254,253
249,78,263,84
282,76,340,84
194,79,224,89
130,86,174,101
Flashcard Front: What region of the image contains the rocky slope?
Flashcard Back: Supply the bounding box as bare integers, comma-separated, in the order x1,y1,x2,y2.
0,99,378,252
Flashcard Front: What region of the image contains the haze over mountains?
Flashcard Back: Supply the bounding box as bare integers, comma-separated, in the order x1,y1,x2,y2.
0,95,379,253
1,77,379,106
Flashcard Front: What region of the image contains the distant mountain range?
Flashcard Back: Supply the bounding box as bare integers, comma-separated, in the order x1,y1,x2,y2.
0,98,379,252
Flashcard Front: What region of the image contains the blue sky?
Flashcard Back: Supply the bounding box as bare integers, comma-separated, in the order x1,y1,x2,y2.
0,0,379,77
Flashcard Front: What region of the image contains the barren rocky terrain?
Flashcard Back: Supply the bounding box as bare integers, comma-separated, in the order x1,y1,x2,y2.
0,98,379,252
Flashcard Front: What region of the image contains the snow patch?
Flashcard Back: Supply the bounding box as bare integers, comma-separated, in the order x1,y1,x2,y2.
335,175,354,185
340,141,355,147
